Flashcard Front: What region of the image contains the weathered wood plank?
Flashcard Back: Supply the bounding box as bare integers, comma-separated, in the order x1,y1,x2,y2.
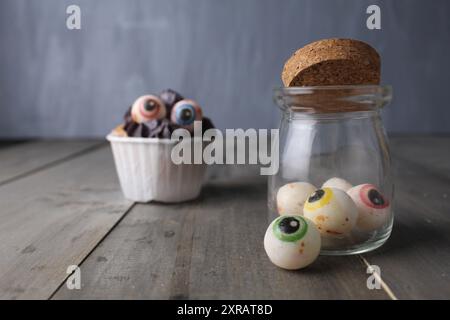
361,153,450,299
0,146,133,299
0,140,27,149
0,140,102,185
19,136,449,299
54,176,388,300
389,135,450,177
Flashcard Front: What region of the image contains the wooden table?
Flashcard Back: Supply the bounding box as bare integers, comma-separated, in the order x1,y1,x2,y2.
0,136,449,300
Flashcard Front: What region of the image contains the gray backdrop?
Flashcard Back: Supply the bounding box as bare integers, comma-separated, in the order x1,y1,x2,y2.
0,0,449,138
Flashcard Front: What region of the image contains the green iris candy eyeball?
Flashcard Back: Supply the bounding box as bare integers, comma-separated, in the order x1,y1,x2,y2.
264,215,321,270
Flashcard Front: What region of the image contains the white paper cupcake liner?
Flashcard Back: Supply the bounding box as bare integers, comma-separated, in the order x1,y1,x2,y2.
107,135,206,203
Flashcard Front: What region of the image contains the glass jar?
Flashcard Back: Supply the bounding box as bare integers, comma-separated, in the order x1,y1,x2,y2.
268,85,393,255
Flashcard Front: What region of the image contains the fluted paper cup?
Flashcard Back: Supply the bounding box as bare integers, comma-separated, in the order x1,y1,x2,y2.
107,135,206,203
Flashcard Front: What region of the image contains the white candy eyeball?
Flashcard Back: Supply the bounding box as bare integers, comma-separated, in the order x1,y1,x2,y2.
264,215,321,270
303,187,358,238
322,177,353,192
276,182,317,216
347,184,391,231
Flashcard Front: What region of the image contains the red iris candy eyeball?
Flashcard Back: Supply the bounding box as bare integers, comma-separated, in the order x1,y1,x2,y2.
347,184,391,232
131,95,166,123
170,99,203,130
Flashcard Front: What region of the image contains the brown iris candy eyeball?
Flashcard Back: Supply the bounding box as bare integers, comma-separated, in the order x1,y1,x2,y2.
264,215,321,270
303,187,358,238
131,95,166,123
347,184,391,231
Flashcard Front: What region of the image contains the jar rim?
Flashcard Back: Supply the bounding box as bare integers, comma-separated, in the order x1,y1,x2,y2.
274,84,391,92
273,85,392,113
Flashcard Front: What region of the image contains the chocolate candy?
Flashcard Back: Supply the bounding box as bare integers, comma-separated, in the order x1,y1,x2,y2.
159,89,184,114
145,119,179,139
201,117,215,132
124,121,139,137
124,106,132,123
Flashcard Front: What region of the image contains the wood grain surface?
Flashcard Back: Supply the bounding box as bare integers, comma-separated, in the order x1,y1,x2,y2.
0,143,133,299
0,140,101,185
362,136,450,299
0,136,449,299
54,177,388,299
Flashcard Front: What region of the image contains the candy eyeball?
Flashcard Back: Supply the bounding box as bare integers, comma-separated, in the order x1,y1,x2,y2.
131,95,167,123
276,182,317,215
347,184,391,231
264,215,321,270
170,99,203,130
322,177,353,192
303,187,358,238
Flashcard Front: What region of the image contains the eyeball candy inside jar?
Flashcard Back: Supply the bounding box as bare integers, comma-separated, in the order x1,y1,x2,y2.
303,188,358,238
276,182,317,215
322,177,353,192
264,215,321,270
170,99,203,131
347,184,391,231
131,95,167,123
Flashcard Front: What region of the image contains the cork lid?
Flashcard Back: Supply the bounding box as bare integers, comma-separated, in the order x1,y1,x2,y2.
282,38,380,87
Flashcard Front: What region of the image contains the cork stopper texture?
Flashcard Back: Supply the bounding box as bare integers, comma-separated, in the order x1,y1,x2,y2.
282,38,380,87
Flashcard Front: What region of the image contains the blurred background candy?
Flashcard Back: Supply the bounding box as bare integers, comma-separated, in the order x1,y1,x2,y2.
170,99,203,131
159,89,184,114
131,95,167,123
2,0,449,138
117,89,214,138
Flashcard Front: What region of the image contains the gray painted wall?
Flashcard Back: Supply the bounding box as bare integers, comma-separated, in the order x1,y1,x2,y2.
0,0,449,138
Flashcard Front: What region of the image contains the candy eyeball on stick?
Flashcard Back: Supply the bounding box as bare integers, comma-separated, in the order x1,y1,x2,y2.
264,215,321,270
322,177,353,192
131,95,167,123
276,182,317,215
303,188,357,238
170,99,203,131
347,184,391,231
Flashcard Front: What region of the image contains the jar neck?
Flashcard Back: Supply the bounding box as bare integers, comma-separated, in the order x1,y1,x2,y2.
284,109,382,121
274,85,392,116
